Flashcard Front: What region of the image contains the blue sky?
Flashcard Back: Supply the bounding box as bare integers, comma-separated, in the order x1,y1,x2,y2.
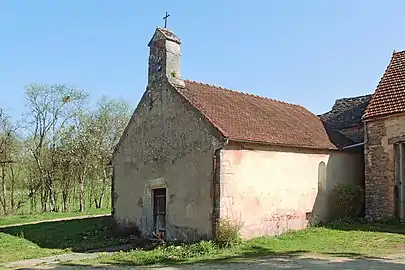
0,1,404,120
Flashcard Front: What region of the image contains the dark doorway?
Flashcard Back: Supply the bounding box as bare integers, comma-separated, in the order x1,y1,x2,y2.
394,143,405,220
153,188,166,233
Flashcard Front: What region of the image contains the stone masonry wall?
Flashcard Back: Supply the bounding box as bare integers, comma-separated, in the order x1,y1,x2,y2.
365,115,405,220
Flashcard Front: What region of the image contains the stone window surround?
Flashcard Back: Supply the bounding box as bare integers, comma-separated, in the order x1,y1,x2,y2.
389,135,405,145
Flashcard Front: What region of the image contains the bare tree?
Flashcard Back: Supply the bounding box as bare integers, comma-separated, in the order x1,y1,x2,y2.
0,86,131,215
90,97,130,209
0,109,19,214
24,84,88,212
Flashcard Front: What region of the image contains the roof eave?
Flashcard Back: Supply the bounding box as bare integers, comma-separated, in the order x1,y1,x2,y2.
226,138,339,151
363,111,405,122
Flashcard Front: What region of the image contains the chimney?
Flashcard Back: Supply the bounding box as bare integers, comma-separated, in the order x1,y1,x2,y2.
147,28,184,87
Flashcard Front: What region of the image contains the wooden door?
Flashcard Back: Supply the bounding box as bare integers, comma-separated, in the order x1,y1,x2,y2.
153,188,166,232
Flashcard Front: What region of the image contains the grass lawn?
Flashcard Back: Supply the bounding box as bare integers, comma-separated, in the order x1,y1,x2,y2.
0,208,110,227
74,219,405,267
2,216,405,268
0,216,127,264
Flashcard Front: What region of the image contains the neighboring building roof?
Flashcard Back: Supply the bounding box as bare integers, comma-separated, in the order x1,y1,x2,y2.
175,80,353,150
363,50,405,120
320,94,372,130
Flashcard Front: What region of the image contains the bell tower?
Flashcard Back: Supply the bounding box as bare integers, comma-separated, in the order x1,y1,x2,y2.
147,27,184,87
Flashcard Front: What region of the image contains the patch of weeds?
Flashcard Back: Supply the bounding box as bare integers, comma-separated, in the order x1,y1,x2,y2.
92,241,219,266
214,218,244,248
163,240,217,260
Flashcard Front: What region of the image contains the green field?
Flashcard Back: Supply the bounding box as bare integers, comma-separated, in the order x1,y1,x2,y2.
0,208,110,227
0,209,124,264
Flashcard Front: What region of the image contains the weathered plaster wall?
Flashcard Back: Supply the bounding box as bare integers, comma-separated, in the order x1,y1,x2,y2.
364,114,405,220
219,143,363,239
112,79,221,241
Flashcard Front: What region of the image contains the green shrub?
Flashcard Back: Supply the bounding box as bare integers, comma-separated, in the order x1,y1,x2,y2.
331,184,364,218
214,218,243,248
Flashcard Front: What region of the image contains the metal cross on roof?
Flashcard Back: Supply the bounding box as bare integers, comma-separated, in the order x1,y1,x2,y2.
163,12,170,28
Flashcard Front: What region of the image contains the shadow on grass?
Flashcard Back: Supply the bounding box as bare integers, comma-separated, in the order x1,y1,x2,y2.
324,218,405,235
0,216,129,252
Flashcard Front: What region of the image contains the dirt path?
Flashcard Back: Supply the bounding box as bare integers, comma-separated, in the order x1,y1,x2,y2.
0,214,109,229
8,253,405,269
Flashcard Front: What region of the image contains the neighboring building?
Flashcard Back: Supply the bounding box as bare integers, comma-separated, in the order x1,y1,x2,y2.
111,27,363,241
363,51,405,221
320,94,372,143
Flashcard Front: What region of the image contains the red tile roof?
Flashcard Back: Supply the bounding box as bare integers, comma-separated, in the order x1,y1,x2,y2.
363,51,405,120
175,80,351,150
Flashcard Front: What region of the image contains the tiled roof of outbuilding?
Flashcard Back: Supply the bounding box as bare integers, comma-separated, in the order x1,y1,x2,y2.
175,80,353,150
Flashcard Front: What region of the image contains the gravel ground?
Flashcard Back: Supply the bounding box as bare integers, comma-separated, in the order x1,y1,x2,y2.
16,253,405,270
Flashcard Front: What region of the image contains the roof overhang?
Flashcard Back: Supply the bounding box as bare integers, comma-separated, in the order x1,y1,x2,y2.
226,138,340,152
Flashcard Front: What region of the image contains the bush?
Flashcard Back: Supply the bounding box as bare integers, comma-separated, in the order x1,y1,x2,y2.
214,218,243,248
331,184,364,218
